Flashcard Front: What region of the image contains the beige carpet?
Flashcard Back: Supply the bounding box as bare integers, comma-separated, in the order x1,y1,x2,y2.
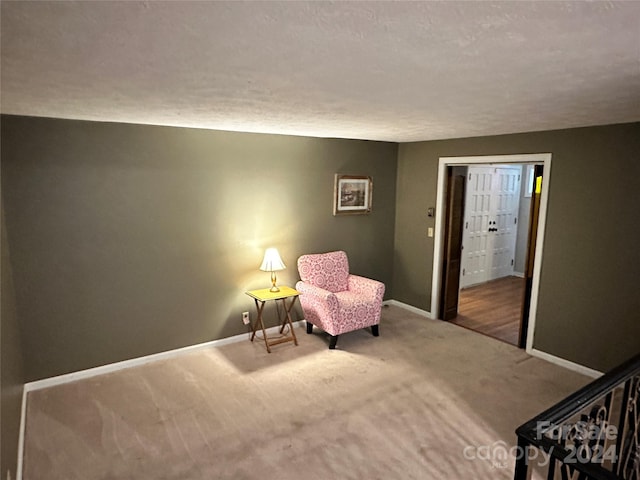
23,305,590,479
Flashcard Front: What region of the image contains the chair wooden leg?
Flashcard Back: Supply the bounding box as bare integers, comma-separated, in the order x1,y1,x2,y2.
329,335,338,349
372,324,379,337
306,322,313,334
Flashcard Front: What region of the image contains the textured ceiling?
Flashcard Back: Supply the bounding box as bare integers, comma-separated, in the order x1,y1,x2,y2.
2,1,639,142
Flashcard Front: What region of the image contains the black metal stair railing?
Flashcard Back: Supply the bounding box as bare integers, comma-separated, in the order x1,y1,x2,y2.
514,353,639,480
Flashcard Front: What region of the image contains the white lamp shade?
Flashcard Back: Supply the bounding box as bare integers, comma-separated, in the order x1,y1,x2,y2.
259,248,286,272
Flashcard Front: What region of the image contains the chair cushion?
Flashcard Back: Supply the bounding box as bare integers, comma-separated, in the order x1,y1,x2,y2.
297,250,350,293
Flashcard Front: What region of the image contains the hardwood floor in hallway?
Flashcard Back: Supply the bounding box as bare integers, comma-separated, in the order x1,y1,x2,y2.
450,275,525,346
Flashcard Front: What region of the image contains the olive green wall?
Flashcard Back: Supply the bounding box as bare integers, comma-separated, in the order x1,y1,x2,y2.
393,122,640,372
1,115,398,381
1,203,25,480
3,115,639,382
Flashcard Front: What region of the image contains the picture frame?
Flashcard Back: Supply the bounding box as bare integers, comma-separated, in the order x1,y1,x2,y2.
333,174,373,215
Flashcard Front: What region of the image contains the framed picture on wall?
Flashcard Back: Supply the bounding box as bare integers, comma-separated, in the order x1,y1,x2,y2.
333,174,372,215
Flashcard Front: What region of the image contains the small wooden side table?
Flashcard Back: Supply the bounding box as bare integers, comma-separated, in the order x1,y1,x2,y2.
245,286,299,353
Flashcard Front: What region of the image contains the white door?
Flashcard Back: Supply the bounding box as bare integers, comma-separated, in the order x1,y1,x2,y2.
460,167,494,288
461,165,522,288
490,166,522,280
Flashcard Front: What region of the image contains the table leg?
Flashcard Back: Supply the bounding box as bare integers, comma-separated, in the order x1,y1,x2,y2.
283,296,298,346
278,299,288,334
278,296,298,333
250,299,271,353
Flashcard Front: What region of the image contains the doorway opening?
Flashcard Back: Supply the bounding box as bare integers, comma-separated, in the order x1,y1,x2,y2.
432,154,551,352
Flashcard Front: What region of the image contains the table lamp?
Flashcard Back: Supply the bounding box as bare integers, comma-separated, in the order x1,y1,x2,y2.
260,247,286,292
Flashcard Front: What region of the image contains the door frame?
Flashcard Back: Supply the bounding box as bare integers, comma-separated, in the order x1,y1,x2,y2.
431,153,552,353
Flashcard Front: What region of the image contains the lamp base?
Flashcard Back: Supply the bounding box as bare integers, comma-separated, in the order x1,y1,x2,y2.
269,271,280,292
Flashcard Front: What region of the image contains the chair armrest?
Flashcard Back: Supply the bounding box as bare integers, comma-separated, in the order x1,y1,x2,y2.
347,275,385,302
295,281,339,311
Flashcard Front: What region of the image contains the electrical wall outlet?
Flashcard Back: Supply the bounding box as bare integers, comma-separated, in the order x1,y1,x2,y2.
242,311,250,325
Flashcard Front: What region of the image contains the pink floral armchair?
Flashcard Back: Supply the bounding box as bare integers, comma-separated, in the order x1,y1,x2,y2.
295,250,385,349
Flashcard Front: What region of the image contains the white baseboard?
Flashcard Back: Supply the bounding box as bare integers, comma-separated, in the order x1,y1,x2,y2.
25,302,434,393
386,299,603,379
16,321,305,479
15,308,601,480
24,321,304,393
528,348,603,378
385,299,433,319
21,302,432,391
513,271,525,278
16,321,305,480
